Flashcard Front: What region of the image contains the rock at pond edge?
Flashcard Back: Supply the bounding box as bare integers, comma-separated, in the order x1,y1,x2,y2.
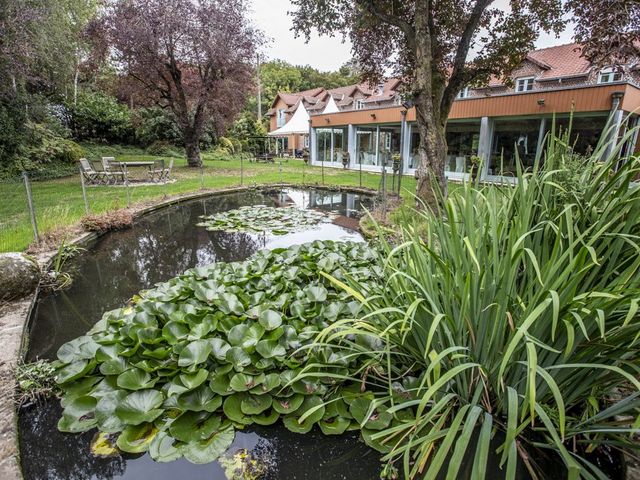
0,253,40,301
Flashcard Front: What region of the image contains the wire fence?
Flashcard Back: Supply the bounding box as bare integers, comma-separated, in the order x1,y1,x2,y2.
0,155,404,253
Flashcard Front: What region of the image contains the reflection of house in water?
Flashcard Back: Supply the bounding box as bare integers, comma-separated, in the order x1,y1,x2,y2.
308,191,369,219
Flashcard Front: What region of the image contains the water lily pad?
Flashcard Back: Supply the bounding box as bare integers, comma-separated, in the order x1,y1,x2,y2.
178,339,212,367
169,411,222,442
115,389,164,425
319,416,351,435
259,310,283,331
255,340,286,359
223,394,252,425
180,427,235,464
229,372,265,392
225,347,251,368
252,409,280,426
90,431,120,458
349,397,392,430
116,423,158,453
176,385,222,412
180,369,209,390
240,394,272,415
283,396,325,434
149,431,182,463
58,395,98,432
209,373,233,396
272,394,304,414
117,368,157,390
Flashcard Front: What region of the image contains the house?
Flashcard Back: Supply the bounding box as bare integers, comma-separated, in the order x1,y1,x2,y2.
267,43,640,180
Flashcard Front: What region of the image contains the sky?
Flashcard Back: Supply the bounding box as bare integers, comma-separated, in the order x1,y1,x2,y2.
249,0,576,72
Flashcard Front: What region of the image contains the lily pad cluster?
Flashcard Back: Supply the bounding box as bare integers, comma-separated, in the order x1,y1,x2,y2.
196,205,331,235
54,241,389,464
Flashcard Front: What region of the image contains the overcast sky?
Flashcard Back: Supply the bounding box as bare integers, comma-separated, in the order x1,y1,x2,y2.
249,0,576,71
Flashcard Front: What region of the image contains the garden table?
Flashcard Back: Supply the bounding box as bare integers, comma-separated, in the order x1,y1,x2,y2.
119,161,155,183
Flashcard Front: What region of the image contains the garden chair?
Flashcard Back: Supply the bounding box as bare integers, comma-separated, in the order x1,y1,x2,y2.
147,159,164,183
79,158,104,185
101,158,126,185
157,158,174,182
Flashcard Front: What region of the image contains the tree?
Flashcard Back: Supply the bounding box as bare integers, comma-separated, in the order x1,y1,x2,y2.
290,1,640,207
106,0,258,167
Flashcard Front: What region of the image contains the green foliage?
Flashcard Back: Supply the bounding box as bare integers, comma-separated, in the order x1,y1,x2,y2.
67,90,134,143
146,140,182,157
196,206,331,235
54,241,382,463
309,133,640,478
133,107,182,147
15,360,59,407
217,136,236,155
228,112,267,153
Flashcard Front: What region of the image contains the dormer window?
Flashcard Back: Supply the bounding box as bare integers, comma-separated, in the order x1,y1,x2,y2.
457,87,470,99
355,99,365,110
516,77,535,92
598,67,623,84
276,108,286,127
377,83,385,95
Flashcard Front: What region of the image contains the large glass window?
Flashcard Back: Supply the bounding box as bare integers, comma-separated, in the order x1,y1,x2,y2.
490,119,542,176
409,129,420,170
445,121,481,174
316,128,332,163
356,127,378,166
543,115,608,155
378,126,401,168
332,128,348,164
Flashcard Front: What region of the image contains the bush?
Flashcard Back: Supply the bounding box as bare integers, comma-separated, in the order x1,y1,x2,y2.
217,136,236,154
308,131,640,478
67,90,134,143
80,210,134,233
146,140,181,156
133,107,182,146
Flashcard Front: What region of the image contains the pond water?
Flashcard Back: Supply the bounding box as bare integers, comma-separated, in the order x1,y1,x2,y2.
20,188,380,480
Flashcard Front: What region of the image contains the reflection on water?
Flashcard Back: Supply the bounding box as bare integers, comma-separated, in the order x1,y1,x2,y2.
21,187,379,480
19,400,382,480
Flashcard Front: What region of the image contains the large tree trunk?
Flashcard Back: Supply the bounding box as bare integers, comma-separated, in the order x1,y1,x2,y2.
184,128,202,168
414,105,447,209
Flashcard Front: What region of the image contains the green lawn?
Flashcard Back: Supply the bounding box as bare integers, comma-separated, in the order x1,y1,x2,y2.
0,152,418,252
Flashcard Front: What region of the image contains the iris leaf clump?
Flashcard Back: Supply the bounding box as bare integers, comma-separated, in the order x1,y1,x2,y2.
196,205,331,235
54,241,384,464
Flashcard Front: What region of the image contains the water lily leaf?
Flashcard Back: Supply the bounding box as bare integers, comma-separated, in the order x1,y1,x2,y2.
258,310,283,331
117,368,157,391
90,431,120,458
242,324,265,351
169,411,222,442
349,397,392,430
148,431,182,463
227,324,249,346
209,338,231,361
58,395,97,432
116,423,158,453
252,410,280,426
319,416,351,435
180,427,235,464
115,389,164,425
177,385,222,412
162,321,190,344
218,293,244,316
272,394,304,414
361,428,393,453
305,285,328,302
56,360,95,384
250,373,281,395
225,347,251,368
57,336,100,364
240,394,272,415
255,340,286,359
178,339,212,367
180,369,209,390
229,373,265,392
95,390,128,432
223,394,252,425
209,373,233,396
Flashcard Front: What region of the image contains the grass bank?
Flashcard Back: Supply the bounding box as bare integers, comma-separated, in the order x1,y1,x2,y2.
0,149,418,252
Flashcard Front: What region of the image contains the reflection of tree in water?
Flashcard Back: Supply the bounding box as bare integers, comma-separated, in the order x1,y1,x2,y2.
19,400,126,480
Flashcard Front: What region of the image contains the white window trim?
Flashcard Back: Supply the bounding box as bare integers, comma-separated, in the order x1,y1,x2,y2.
597,67,623,84
515,77,535,92
457,87,470,99
354,99,365,110
276,109,286,127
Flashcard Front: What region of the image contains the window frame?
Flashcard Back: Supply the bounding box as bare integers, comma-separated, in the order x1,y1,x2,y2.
276,108,286,127
515,77,535,93
597,67,623,84
354,99,365,110
457,87,470,99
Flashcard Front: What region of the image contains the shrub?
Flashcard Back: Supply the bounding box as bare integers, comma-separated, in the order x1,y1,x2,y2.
67,90,134,143
146,140,179,156
133,107,182,146
80,210,134,233
218,136,236,154
310,131,640,478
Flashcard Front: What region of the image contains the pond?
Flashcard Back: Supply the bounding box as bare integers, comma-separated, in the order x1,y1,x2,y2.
20,187,382,480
